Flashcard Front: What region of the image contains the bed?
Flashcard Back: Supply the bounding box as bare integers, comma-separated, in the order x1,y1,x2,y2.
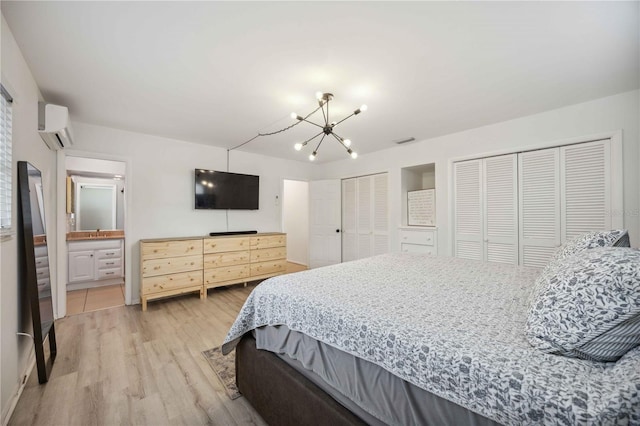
222,251,640,425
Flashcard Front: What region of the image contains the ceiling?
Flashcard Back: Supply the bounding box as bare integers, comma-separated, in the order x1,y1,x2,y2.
2,1,638,163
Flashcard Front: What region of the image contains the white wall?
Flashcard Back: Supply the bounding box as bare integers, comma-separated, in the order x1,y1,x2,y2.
0,14,57,423
314,90,640,255
63,122,313,306
282,180,309,265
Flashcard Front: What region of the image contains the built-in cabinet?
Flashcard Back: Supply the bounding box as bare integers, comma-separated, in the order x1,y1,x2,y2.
67,239,124,290
454,138,621,267
342,173,389,262
140,233,286,311
399,227,438,255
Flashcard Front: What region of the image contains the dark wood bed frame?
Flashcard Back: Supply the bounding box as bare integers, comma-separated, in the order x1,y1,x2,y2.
236,334,366,426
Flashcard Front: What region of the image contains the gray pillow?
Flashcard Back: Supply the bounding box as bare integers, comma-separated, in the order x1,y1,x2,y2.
527,230,630,307
548,230,630,265
525,247,640,362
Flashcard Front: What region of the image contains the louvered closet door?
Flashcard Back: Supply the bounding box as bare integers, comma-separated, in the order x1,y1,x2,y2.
341,178,358,262
483,154,519,264
372,173,389,255
454,160,483,260
357,176,373,259
561,140,611,240
519,149,561,268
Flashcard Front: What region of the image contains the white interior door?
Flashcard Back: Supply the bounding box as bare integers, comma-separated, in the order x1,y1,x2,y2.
309,180,341,269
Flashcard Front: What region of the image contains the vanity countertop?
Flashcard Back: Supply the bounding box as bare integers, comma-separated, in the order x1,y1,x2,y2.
67,230,125,241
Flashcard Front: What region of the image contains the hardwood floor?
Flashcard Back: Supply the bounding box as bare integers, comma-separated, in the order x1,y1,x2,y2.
9,271,310,425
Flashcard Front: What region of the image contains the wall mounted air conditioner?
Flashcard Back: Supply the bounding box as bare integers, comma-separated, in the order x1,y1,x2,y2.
38,102,74,150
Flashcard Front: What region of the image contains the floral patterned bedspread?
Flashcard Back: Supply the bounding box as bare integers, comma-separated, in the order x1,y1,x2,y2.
222,253,640,425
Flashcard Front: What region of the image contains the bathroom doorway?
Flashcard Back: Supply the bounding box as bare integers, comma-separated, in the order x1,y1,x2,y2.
64,156,127,315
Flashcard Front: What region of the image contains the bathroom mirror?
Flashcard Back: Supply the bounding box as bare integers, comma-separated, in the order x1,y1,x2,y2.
75,183,117,230
17,161,57,384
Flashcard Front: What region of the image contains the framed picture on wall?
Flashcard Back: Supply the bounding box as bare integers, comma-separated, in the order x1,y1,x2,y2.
408,189,435,226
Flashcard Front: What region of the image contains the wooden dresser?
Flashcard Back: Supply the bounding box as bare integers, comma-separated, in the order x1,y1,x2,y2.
140,233,286,311
140,237,204,311
203,233,286,291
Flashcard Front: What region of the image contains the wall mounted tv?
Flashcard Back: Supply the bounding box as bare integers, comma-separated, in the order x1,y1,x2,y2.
195,169,259,210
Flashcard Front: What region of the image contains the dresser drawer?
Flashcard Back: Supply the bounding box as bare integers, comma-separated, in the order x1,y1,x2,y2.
251,247,286,263
35,255,49,269
37,277,50,290
142,239,202,259
204,264,250,285
142,270,203,295
251,260,286,277
142,254,203,278
401,243,436,255
36,266,50,281
96,248,122,260
250,235,286,250
98,257,122,269
204,250,250,268
97,268,123,280
204,237,250,254
399,229,435,246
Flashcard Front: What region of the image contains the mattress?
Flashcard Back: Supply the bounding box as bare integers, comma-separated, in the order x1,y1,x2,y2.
256,324,499,426
223,253,640,424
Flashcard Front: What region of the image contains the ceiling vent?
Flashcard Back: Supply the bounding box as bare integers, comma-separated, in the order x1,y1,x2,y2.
38,103,74,150
393,137,416,145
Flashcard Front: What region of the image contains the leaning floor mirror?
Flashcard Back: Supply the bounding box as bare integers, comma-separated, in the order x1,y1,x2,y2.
18,161,57,383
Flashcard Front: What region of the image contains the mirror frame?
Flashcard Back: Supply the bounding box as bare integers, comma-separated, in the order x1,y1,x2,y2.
17,161,57,384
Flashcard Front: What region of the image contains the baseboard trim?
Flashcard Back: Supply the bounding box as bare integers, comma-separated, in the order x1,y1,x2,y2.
1,348,35,426
287,260,308,267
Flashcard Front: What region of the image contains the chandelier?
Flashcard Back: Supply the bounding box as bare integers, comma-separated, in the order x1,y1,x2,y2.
291,92,367,161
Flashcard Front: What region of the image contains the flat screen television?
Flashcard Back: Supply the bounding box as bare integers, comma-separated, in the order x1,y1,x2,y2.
195,169,259,210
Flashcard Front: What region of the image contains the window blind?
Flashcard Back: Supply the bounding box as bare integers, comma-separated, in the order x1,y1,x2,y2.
0,84,13,234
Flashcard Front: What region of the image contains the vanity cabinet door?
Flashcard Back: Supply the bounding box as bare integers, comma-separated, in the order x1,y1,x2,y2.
68,251,95,282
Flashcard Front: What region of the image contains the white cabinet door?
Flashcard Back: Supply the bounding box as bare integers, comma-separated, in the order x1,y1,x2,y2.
455,156,518,264
455,139,616,268
454,160,483,260
561,140,611,241
341,178,358,262
342,173,389,262
518,148,561,268
372,173,389,255
357,176,372,259
68,250,95,282
483,154,518,264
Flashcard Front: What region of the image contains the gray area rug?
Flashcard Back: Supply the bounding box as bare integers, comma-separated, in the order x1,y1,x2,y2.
202,346,241,400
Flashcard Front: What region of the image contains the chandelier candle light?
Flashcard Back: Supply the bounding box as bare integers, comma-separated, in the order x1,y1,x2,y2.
291,92,367,161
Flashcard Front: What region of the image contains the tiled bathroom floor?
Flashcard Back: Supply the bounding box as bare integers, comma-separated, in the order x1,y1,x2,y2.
67,284,125,315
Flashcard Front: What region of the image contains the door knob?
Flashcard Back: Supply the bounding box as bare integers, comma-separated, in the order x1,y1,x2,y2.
336,229,340,233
